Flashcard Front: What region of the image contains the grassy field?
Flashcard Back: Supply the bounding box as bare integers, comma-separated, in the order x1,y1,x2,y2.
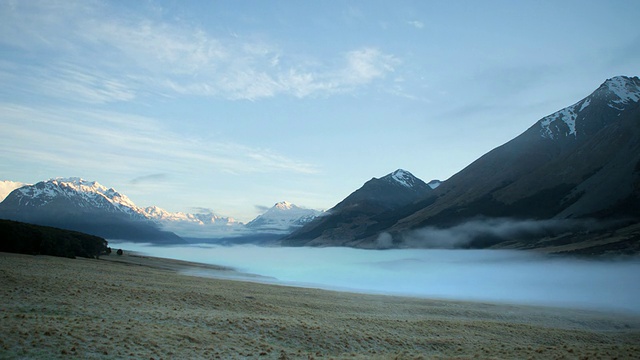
1,251,639,359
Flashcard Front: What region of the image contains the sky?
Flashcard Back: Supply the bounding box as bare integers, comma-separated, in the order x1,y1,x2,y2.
1,0,639,222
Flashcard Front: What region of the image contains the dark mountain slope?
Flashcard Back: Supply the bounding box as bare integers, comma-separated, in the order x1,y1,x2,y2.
395,76,640,232
286,76,640,253
282,169,434,247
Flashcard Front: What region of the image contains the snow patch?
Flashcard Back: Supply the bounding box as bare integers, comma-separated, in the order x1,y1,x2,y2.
540,107,577,139
578,97,590,112
606,76,640,104
390,169,415,188
247,201,321,233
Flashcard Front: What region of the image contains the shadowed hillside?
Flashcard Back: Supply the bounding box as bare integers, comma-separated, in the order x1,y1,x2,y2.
0,219,108,259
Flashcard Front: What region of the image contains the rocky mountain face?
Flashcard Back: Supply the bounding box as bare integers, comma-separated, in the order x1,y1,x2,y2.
282,169,434,247
0,178,185,243
286,76,640,253
246,201,321,234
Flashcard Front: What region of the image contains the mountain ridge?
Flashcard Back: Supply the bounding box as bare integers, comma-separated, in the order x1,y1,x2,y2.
0,178,321,240
246,201,322,234
285,76,640,253
282,169,433,247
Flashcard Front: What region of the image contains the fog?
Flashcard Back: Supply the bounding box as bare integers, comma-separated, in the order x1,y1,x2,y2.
111,242,640,313
396,218,603,249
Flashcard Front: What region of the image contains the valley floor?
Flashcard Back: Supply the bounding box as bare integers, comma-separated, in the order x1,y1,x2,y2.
1,251,639,359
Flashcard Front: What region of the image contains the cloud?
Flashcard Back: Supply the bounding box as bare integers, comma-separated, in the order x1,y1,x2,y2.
0,103,319,177
129,174,168,185
189,207,216,215
401,218,597,249
375,232,394,249
342,48,399,86
407,20,424,29
254,205,271,213
0,2,400,102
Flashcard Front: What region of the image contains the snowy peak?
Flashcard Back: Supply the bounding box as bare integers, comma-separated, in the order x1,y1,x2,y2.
384,169,419,188
539,75,640,140
247,201,321,233
12,177,144,218
601,76,640,106
273,201,294,210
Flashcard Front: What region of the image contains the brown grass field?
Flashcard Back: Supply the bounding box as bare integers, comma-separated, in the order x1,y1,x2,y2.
1,251,639,359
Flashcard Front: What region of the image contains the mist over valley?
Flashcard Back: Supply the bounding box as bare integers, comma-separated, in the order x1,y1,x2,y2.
113,242,640,314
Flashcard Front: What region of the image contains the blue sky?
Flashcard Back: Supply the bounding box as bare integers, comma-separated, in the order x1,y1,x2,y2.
1,0,639,222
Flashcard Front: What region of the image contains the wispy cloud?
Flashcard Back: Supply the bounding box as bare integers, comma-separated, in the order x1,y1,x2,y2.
342,48,399,86
407,20,424,29
129,173,168,185
0,1,400,102
0,103,319,177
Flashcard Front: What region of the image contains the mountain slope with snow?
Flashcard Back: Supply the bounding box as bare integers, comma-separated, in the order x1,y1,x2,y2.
283,169,433,247
285,76,640,253
142,205,245,238
246,201,321,233
0,178,184,243
0,177,316,240
385,75,640,251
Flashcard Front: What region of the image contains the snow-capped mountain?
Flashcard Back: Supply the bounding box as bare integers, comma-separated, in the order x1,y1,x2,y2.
385,76,640,251
0,177,317,240
0,180,26,202
246,201,321,233
283,169,433,247
387,169,420,188
0,177,250,239
7,178,146,219
286,76,640,254
142,205,245,238
142,205,240,226
538,76,640,140
0,177,184,243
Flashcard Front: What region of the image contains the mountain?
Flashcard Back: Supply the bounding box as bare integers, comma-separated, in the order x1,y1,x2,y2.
282,169,434,247
142,205,245,238
0,178,185,243
286,76,640,254
395,76,640,228
427,180,442,189
246,201,321,234
0,178,316,241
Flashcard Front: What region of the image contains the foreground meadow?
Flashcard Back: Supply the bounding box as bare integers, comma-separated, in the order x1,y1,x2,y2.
1,251,639,359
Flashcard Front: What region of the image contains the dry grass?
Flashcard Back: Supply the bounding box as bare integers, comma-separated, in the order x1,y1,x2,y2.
1,251,639,359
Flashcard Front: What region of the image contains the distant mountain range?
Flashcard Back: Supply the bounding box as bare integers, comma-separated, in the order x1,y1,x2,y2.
0,178,321,243
246,201,321,233
285,76,640,254
0,178,185,243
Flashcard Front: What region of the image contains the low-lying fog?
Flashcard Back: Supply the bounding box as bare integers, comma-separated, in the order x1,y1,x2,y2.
111,242,640,313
